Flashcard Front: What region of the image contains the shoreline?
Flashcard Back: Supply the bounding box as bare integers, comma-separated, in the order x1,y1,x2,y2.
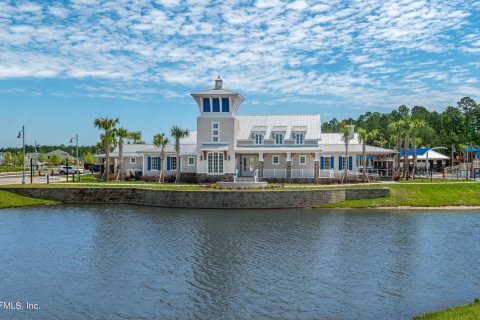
329,205,480,210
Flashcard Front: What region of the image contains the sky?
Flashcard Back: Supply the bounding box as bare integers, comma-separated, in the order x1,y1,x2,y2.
1,0,480,147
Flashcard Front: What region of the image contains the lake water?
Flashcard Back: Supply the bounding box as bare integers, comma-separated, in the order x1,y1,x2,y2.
0,205,479,320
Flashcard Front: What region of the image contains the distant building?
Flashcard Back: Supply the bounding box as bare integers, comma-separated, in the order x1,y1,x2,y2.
46,149,70,160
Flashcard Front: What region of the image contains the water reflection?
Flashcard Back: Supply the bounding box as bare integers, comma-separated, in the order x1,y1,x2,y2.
0,206,479,319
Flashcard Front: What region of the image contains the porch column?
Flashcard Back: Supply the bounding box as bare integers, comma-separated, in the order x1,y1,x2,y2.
286,152,292,178
314,152,320,179
258,152,264,179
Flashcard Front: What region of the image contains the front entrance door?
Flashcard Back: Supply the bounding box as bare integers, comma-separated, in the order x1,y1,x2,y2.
241,155,258,177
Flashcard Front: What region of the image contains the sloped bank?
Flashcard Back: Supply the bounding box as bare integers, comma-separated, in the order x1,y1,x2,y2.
5,187,389,209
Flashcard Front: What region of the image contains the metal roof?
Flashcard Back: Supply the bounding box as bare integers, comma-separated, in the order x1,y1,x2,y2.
320,133,360,144
237,115,321,140
320,145,395,154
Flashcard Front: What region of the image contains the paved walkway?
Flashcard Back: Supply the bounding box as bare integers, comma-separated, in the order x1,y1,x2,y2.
0,173,65,185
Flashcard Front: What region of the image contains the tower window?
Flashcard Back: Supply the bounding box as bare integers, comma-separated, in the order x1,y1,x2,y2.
212,98,220,112
212,122,219,142
203,98,210,112
222,98,230,112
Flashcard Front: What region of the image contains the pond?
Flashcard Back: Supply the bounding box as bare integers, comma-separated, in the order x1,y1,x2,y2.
1,205,479,319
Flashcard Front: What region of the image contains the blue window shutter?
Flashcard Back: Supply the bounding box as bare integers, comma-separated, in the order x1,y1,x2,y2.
147,156,151,171
167,156,171,170
331,156,334,169
203,98,210,112
339,156,343,170
212,98,220,112
320,156,324,170
349,156,353,170
221,98,230,112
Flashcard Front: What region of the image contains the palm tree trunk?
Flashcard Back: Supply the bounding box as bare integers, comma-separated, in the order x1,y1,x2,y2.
343,142,348,183
395,134,401,176
105,131,110,181
362,142,367,182
175,139,180,183
117,140,123,181
412,136,417,179
402,133,409,179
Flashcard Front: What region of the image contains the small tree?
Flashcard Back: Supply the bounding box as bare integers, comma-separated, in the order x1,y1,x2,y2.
4,151,14,166
170,126,190,183
82,152,96,165
50,154,62,166
153,133,169,183
37,152,47,164
128,131,144,144
16,151,25,167
357,128,379,182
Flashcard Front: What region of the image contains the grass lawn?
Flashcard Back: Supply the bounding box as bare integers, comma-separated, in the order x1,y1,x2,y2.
0,190,59,209
414,300,480,320
314,182,480,208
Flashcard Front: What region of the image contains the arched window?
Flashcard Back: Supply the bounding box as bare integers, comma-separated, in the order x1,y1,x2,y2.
207,152,224,174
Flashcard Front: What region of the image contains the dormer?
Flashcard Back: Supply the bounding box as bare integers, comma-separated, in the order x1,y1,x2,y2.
190,77,245,117
271,126,287,144
292,126,307,144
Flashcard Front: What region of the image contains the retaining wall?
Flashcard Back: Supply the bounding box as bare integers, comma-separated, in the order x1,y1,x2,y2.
5,187,389,209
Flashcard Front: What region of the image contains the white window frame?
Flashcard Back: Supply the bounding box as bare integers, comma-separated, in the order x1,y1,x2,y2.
188,157,195,166
324,156,331,170
254,133,263,145
299,155,306,165
272,155,280,165
294,133,304,145
170,157,177,171
340,156,347,170
130,158,136,164
207,152,224,174
273,133,283,144
212,122,219,142
151,157,158,171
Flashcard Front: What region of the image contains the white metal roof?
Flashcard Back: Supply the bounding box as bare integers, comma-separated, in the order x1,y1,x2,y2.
408,149,449,160
320,133,360,145
321,144,395,154
237,115,321,140
191,88,240,95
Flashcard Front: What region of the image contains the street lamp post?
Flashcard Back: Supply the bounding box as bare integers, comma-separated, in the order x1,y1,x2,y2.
426,147,447,181
70,134,79,181
17,125,26,184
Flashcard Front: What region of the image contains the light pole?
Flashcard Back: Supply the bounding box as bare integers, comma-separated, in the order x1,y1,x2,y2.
17,125,26,184
70,134,79,181
426,146,447,181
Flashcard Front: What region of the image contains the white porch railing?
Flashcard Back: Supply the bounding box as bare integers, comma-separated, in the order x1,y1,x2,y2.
263,169,287,178
291,169,315,178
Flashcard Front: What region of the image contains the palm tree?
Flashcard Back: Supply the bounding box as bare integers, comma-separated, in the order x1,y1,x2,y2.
128,131,144,144
153,133,169,183
399,117,413,179
170,126,190,183
94,117,119,181
357,128,379,182
340,121,352,184
388,121,403,177
115,127,130,181
410,119,427,179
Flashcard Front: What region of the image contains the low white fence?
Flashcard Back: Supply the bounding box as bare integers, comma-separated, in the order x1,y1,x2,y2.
263,169,287,178
291,169,315,178
319,169,344,178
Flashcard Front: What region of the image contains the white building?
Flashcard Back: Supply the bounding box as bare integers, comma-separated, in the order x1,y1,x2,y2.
99,78,394,182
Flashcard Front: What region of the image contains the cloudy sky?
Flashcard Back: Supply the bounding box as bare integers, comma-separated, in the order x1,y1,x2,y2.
1,0,479,146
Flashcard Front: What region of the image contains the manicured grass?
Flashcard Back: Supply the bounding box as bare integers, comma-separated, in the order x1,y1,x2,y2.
414,300,480,320
314,182,480,208
0,190,59,209
0,165,22,173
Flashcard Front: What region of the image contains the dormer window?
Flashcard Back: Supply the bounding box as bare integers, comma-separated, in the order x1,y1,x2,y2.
294,133,304,144
254,133,263,145
273,133,284,144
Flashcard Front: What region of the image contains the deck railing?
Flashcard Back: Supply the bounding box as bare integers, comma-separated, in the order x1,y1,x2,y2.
263,169,287,178
291,169,315,178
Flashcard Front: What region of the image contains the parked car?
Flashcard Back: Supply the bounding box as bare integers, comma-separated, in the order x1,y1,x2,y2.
58,166,84,175
90,164,105,173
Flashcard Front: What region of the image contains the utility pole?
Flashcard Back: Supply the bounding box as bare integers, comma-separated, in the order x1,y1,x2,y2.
70,134,80,181
17,125,26,184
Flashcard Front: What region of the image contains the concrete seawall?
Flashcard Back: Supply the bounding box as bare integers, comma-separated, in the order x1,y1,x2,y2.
5,187,389,209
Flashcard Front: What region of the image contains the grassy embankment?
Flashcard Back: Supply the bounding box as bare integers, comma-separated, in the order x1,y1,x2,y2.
314,181,480,208
0,190,58,209
414,299,480,320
